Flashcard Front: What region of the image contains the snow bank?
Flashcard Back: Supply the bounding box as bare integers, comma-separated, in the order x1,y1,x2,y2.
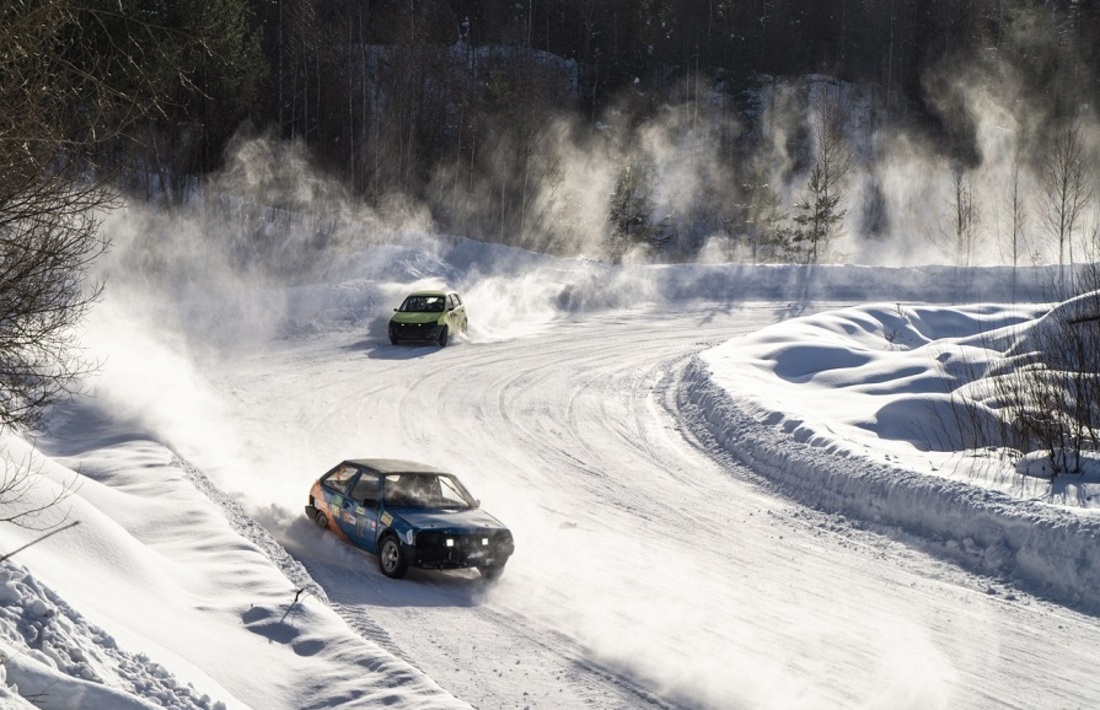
0,417,467,710
0,562,216,710
680,303,1100,613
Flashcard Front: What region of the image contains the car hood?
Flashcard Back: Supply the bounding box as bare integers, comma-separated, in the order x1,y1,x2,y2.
392,507,508,532
390,312,442,325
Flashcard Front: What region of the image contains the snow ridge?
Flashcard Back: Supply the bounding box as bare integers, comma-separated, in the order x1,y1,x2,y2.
173,456,328,606
679,355,1100,614
0,562,226,710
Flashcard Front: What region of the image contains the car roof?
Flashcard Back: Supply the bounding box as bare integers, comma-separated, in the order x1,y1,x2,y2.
342,458,449,475
403,289,453,297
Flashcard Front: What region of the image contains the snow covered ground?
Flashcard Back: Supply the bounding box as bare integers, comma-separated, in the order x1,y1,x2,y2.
0,218,1099,709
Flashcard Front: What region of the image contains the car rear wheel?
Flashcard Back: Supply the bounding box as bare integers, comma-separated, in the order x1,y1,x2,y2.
437,325,449,347
378,535,408,579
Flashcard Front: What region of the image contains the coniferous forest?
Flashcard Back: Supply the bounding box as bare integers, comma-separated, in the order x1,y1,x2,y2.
8,0,1100,264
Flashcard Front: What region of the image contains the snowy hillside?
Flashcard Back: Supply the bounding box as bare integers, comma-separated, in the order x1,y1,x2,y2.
1,225,1099,708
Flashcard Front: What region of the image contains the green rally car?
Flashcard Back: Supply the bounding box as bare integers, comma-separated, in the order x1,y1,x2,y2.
388,290,468,346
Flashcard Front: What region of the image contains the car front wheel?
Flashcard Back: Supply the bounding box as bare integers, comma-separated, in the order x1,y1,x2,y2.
437,325,449,347
313,508,329,531
478,564,505,581
378,536,409,579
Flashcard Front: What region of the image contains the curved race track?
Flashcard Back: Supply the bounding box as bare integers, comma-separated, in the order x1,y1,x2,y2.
209,304,1100,709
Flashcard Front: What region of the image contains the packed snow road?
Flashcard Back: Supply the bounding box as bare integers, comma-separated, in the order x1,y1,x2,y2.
207,303,1100,709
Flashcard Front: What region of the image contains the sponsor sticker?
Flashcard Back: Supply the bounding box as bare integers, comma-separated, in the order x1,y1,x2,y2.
355,506,366,515
342,512,355,524
381,512,393,526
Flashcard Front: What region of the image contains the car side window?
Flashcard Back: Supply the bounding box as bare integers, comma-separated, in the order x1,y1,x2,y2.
452,294,462,307
323,464,357,494
350,474,379,506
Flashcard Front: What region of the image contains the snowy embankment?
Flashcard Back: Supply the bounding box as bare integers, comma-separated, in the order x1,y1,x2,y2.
679,298,1100,614
0,415,468,710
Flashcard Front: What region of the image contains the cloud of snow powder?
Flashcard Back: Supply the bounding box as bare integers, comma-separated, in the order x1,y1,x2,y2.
481,47,1100,268
81,135,655,503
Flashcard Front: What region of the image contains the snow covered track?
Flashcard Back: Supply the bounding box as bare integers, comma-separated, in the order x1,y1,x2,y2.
23,244,1100,708
680,355,1100,613
202,301,1100,709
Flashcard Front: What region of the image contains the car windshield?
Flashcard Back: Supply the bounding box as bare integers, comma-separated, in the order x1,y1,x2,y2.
382,473,476,510
399,295,445,313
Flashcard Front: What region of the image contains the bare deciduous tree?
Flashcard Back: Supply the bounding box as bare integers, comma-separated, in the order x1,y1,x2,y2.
1004,154,1027,298
1001,290,1100,473
0,1,165,523
949,162,980,267
1040,117,1093,287
0,1,123,433
943,284,1100,479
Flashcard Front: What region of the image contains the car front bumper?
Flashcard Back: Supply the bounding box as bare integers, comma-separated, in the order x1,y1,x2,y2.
402,531,515,570
389,321,443,342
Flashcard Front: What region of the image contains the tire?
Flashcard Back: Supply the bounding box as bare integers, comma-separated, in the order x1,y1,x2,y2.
437,325,449,347
313,508,329,532
478,564,505,582
378,535,408,579
389,334,399,345
461,318,468,335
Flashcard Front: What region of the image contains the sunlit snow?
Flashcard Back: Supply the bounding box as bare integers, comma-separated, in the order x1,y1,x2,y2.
1,214,1099,708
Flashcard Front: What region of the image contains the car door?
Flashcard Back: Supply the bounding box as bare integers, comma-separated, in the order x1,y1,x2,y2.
318,462,357,533
326,471,360,544
343,470,383,552
448,293,465,332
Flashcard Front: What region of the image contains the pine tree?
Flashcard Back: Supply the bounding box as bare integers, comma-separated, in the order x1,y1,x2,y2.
790,164,845,263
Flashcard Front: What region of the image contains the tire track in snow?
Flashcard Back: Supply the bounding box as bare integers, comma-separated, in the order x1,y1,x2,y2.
210,305,1100,709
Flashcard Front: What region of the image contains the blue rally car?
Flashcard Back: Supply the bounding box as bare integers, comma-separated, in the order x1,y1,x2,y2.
306,459,514,580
